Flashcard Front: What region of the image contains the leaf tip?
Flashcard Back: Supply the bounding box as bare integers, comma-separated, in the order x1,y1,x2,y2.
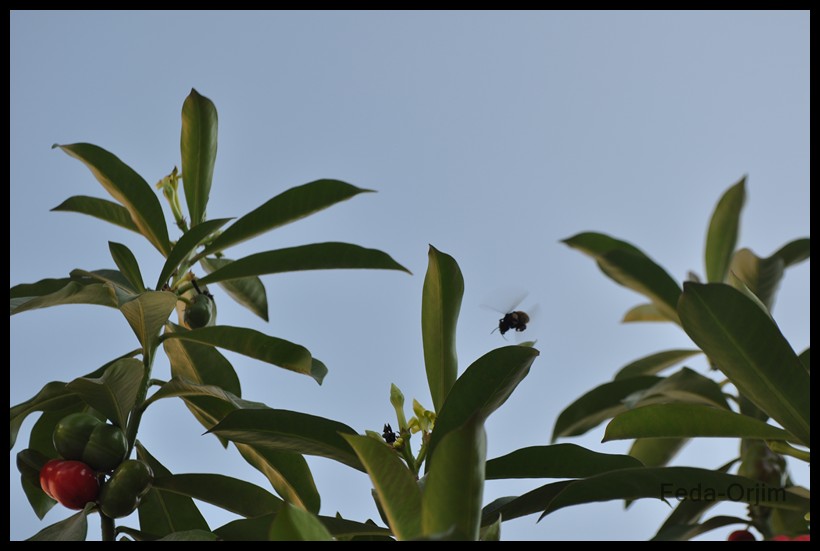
51,143,61,150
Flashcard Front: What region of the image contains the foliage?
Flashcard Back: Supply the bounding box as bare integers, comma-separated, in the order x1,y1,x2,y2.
483,177,810,540
10,92,809,541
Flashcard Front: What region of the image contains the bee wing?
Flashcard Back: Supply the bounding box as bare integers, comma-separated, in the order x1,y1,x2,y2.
481,287,529,314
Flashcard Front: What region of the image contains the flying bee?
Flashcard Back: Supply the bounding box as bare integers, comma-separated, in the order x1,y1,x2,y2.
482,289,538,341
497,310,530,336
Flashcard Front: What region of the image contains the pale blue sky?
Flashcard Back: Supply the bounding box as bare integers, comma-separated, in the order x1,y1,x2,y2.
10,11,809,541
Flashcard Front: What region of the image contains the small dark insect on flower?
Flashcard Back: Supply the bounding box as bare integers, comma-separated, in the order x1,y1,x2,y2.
382,423,397,444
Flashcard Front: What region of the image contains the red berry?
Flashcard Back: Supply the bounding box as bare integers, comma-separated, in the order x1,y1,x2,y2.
39,459,99,510
728,530,756,541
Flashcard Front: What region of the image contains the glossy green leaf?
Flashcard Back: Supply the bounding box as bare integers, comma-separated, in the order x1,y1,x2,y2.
344,434,422,540
318,516,391,539
52,195,139,233
652,515,748,541
209,409,363,471
143,377,244,409
27,502,94,541
204,179,374,254
652,498,717,540
11,279,118,315
236,444,321,514
540,467,809,518
269,502,333,541
152,474,282,518
180,89,218,227
136,442,209,536
486,443,642,480
155,218,231,290
678,282,810,446
427,346,539,466
10,381,79,450
216,513,389,541
614,349,701,380
637,367,729,409
109,241,145,292
54,143,171,256
200,257,268,320
481,481,572,525
199,242,410,286
479,515,501,541
17,448,57,519
597,249,681,322
704,176,746,282
157,530,219,541
622,303,670,322
562,232,681,322
421,245,464,412
119,291,178,350
551,376,661,441
603,403,792,442
66,358,144,428
771,237,810,268
162,325,323,384
69,269,138,294
629,438,688,468
422,416,486,541
727,248,784,310
798,348,809,372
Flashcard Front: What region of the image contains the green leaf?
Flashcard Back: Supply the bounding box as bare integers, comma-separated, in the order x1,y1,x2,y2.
198,242,410,286
603,403,793,442
54,143,171,256
119,291,178,350
551,376,661,441
143,377,247,410
27,502,94,541
208,409,363,471
613,349,701,380
108,241,145,292
269,502,333,541
622,303,670,322
678,282,810,446
343,434,422,540
10,381,79,450
204,179,374,255
479,515,501,541
180,89,218,227
486,444,642,480
638,367,730,409
200,257,268,321
727,248,784,310
52,195,139,233
652,515,749,541
422,416,486,541
540,466,809,518
427,346,539,467
481,481,573,525
136,442,209,536
152,474,282,518
69,269,138,294
562,232,681,322
629,438,688,468
162,325,324,384
163,323,241,395
798,348,809,373
317,515,391,539
66,358,144,428
705,176,746,282
421,246,464,413
236,444,321,514
652,498,717,540
157,530,219,541
214,515,276,541
155,218,231,290
770,237,810,268
17,449,57,519
11,278,118,315
597,249,682,322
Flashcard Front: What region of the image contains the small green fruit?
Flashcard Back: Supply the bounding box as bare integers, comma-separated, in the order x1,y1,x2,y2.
99,459,154,518
53,413,128,472
184,293,214,329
